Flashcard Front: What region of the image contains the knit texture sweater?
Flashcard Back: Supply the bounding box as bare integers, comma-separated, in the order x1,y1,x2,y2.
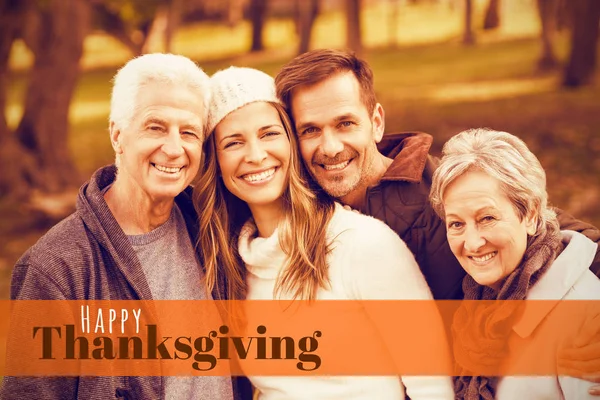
238,203,454,400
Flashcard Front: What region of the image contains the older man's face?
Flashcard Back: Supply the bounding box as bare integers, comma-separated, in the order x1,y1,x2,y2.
113,82,204,203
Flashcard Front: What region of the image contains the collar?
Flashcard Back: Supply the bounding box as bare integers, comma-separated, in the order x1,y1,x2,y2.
238,219,287,280
77,164,199,300
376,131,434,183
512,230,598,338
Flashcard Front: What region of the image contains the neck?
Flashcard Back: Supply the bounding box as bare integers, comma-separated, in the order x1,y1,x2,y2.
104,177,174,235
249,200,284,238
340,153,394,211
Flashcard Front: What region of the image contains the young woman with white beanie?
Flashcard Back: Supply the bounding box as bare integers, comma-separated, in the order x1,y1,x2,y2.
194,66,453,400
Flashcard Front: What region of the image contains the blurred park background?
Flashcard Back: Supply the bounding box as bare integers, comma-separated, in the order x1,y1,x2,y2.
0,0,599,299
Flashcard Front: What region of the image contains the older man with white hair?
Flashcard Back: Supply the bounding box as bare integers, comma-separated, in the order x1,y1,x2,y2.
0,54,239,399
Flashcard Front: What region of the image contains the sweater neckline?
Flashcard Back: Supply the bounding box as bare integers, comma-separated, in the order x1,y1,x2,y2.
125,205,179,246
238,219,287,280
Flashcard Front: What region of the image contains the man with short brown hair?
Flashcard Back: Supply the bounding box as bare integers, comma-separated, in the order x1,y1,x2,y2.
275,48,600,300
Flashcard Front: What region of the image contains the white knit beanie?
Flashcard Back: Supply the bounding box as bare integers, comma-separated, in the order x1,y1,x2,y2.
207,66,282,135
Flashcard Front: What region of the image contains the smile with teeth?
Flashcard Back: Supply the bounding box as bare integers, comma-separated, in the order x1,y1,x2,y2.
242,167,276,183
153,163,183,174
469,251,497,263
322,160,351,171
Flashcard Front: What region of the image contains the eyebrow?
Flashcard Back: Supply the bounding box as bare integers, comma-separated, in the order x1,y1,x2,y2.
295,120,317,133
296,113,360,132
180,123,203,133
333,113,360,123
219,133,243,144
259,124,283,131
445,206,498,219
219,124,284,144
143,117,167,127
143,118,202,134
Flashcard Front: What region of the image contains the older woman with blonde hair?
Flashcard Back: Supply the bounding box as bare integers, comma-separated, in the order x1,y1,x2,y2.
429,128,600,400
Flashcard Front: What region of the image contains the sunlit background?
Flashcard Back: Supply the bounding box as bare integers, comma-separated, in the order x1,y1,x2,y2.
1,0,599,300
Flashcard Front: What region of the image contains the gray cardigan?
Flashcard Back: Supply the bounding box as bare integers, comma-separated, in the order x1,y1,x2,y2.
0,165,247,400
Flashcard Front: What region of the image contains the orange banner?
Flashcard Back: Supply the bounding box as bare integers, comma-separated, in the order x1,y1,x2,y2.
0,300,599,377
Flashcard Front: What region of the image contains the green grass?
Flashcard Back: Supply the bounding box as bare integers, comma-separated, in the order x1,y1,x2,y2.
2,1,600,301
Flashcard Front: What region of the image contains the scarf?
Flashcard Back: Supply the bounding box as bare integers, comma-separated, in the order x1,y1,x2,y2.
453,223,563,400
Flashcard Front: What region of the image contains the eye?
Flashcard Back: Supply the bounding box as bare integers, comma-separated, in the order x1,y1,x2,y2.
182,131,199,138
262,131,281,139
480,215,496,223
447,221,464,230
148,125,164,131
338,121,355,129
300,127,318,136
223,140,241,149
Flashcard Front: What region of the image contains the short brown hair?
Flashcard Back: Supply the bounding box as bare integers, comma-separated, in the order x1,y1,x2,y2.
275,49,377,116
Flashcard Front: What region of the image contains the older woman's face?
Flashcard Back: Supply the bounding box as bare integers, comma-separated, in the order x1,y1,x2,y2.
443,170,536,289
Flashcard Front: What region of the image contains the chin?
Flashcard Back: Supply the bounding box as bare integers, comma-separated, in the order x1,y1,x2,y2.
150,187,184,200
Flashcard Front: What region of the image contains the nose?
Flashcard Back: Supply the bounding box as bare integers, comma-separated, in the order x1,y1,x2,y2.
463,225,486,253
320,130,344,158
162,129,185,158
244,139,267,164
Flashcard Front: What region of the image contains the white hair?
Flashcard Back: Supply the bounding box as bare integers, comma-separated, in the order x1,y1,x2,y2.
109,53,210,132
429,128,558,237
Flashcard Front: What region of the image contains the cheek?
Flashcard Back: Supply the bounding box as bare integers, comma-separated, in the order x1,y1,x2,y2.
187,145,203,165
446,235,464,256
279,140,292,165
216,152,238,181
298,139,315,165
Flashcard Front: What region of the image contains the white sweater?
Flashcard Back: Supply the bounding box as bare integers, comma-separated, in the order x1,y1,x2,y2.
238,203,454,400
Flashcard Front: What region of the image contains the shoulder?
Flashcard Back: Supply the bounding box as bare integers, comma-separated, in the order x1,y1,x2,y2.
328,203,408,249
564,269,600,300
21,212,91,264
13,212,95,299
530,231,600,301
326,205,432,299
562,231,600,299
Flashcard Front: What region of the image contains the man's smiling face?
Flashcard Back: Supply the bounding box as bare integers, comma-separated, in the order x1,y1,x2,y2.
290,71,384,200
112,81,204,203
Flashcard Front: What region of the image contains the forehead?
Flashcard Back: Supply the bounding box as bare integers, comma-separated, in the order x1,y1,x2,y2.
443,170,511,213
214,102,281,138
289,72,368,123
133,82,205,122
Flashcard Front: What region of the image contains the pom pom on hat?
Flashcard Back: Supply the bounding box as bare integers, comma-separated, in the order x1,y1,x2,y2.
207,67,282,134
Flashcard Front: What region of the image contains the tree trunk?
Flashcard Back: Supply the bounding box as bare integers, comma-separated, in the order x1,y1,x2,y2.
164,0,184,53
463,0,476,45
536,0,559,70
346,0,363,55
296,0,319,54
388,0,400,47
483,0,500,30
92,2,144,56
143,4,169,53
249,0,267,52
563,0,600,87
15,0,90,193
227,0,245,27
0,0,37,199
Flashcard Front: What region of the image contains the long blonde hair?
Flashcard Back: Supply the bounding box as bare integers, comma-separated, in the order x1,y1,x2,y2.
194,102,335,302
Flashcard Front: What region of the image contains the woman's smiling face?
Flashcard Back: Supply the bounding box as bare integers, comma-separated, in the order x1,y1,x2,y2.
443,170,536,289
214,101,291,211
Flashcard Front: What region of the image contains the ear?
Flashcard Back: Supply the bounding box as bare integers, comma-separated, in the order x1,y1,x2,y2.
109,121,123,154
371,103,385,143
525,210,538,236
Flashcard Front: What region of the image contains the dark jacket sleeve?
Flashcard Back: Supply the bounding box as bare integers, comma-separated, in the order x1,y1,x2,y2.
0,262,79,400
555,208,600,277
